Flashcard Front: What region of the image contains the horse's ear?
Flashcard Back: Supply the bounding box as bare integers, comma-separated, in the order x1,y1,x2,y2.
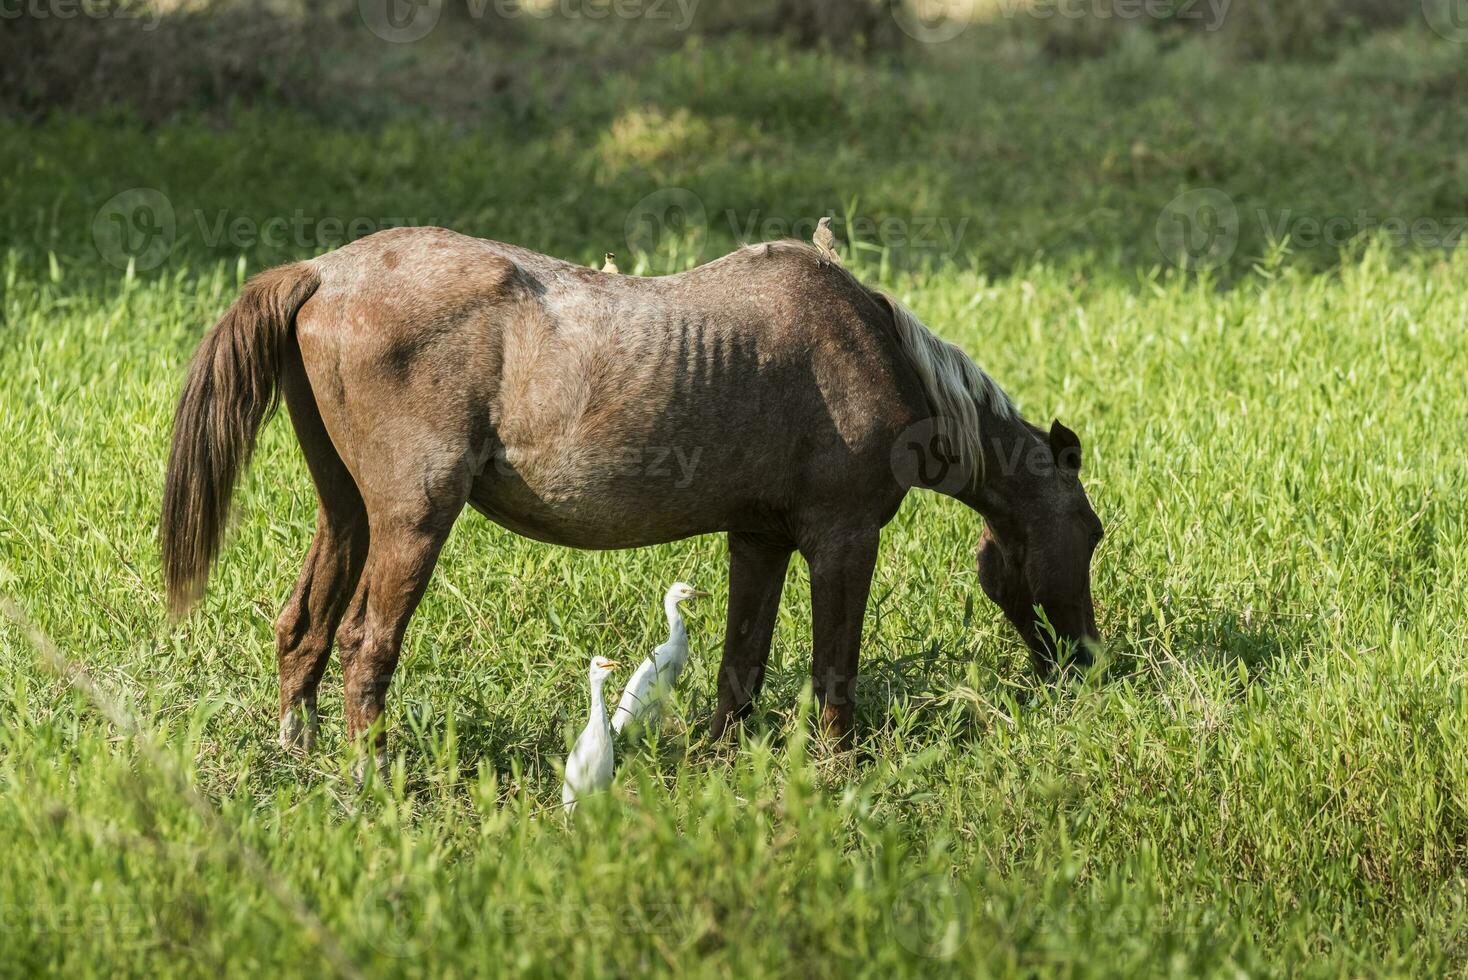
1049,419,1082,473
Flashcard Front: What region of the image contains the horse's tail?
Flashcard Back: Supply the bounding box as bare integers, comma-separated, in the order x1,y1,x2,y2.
161,262,320,618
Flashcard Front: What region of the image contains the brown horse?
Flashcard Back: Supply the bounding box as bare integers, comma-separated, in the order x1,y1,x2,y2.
161,227,1102,768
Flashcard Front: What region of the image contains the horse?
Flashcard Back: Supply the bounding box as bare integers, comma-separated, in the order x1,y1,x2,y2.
161,227,1102,769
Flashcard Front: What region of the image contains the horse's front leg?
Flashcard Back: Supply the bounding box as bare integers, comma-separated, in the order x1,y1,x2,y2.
802,525,880,748
712,531,793,739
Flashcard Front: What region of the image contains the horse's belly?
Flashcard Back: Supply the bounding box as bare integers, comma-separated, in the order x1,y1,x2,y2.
466,469,731,550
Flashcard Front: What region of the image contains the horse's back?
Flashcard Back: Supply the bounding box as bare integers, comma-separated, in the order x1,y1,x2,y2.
292,228,918,545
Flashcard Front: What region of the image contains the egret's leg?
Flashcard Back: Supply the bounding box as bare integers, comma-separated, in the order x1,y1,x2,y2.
712,532,792,739
802,526,880,749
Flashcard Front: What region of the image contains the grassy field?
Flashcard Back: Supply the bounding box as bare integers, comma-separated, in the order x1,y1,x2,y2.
3,16,1468,977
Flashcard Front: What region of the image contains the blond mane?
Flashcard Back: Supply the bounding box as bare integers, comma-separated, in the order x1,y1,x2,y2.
880,292,1015,481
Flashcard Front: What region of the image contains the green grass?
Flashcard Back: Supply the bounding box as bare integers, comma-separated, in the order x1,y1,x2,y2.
3,23,1468,978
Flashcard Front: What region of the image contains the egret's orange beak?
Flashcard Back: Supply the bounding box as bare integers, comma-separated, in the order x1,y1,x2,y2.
602,661,621,670
689,589,710,598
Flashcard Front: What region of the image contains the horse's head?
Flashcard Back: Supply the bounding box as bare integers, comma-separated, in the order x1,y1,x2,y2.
973,420,1102,674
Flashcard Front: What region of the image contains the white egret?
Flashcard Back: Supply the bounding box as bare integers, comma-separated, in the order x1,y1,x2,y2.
561,655,621,814
611,582,708,735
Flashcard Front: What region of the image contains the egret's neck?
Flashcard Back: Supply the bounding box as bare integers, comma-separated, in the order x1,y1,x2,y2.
663,596,686,645
589,677,609,719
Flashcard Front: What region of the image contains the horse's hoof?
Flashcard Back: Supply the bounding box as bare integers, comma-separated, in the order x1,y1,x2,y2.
278,706,318,754
351,750,391,787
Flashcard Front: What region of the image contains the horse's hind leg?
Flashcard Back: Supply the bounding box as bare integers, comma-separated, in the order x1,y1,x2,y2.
335,458,469,778
275,349,368,752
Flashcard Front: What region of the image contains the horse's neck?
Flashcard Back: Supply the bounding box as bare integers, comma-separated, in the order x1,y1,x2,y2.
958,405,1042,515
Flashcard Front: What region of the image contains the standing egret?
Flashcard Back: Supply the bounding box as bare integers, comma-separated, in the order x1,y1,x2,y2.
611,582,708,734
561,655,620,813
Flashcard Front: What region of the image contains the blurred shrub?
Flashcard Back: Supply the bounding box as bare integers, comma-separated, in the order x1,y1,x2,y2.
0,0,326,122
1217,0,1415,59
997,0,1417,61
0,0,1430,127
774,0,904,50
0,0,904,124
690,0,903,51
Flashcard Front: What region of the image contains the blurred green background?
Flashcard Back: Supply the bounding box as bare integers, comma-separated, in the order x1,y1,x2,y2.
4,0,1466,281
